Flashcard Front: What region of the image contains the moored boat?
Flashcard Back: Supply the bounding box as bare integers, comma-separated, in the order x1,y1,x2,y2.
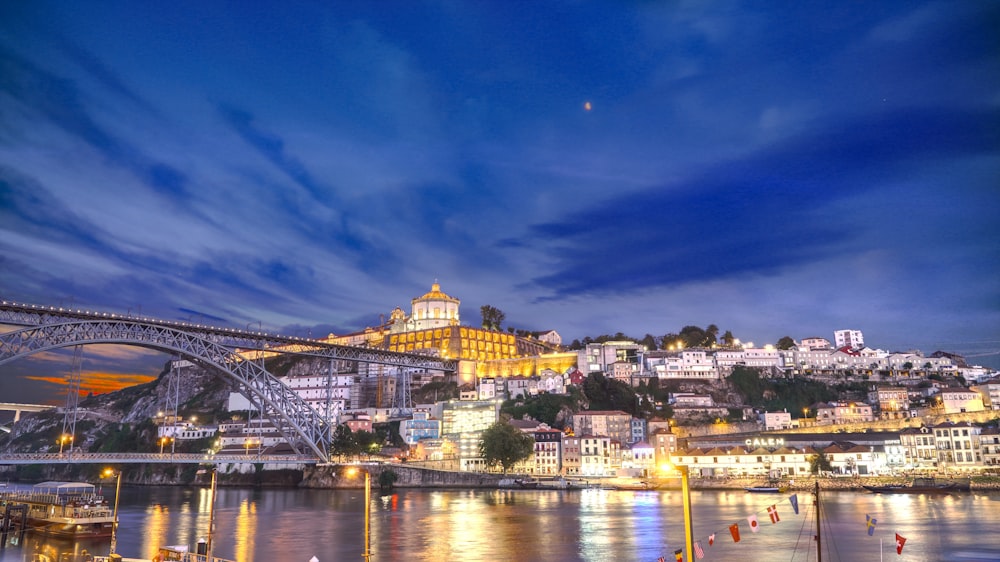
744,485,787,493
0,481,115,538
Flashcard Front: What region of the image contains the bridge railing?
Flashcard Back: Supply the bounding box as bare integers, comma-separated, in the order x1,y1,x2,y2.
0,452,319,464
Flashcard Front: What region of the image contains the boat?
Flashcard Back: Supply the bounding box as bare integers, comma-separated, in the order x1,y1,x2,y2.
608,480,662,491
863,477,967,494
92,470,238,562
513,477,540,489
0,481,115,538
745,485,787,493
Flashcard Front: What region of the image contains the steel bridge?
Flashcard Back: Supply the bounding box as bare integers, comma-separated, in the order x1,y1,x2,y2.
0,300,457,463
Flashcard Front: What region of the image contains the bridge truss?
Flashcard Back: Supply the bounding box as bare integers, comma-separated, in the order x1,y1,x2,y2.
0,301,457,463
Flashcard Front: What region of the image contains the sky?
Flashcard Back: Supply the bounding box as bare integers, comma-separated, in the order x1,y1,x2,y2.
1,2,999,405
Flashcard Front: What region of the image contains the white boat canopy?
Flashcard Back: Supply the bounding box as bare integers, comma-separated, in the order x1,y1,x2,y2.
32,481,97,494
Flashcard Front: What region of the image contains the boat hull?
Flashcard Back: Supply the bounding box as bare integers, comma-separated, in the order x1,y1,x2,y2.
745,487,786,493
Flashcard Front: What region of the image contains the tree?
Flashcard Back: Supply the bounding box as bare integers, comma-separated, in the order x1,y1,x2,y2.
809,452,834,474
722,330,736,346
330,424,359,460
480,305,505,331
581,372,641,416
479,421,535,473
776,336,797,350
639,334,658,351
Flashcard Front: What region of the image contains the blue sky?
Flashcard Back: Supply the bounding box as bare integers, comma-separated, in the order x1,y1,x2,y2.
1,2,999,403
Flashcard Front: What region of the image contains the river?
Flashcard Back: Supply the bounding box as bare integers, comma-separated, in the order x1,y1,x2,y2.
2,485,999,562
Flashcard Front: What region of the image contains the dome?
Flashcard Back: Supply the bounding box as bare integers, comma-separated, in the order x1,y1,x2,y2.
413,282,459,304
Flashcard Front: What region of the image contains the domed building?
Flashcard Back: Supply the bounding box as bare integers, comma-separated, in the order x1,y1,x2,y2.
379,282,572,381
389,282,460,333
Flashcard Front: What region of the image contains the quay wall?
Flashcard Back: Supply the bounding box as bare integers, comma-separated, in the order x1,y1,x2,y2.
300,464,506,489
674,475,1000,492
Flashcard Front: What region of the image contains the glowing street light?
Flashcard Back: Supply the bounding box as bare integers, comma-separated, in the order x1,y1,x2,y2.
346,466,372,562
57,434,73,455
102,468,122,555
661,462,694,562
159,436,173,454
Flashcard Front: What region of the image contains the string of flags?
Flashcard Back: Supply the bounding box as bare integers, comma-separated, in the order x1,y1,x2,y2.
657,493,909,561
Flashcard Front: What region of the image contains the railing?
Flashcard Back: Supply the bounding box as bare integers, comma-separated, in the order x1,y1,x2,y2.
0,452,319,465
93,555,237,562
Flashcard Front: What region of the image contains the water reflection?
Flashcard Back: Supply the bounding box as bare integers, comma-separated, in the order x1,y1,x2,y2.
3,488,999,562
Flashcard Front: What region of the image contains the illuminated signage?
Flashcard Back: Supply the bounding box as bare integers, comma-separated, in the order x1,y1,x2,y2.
745,437,785,448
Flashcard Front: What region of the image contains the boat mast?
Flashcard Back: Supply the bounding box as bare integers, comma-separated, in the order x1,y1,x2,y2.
814,480,822,562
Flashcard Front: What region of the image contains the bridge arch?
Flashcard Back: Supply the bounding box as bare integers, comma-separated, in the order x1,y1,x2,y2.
0,319,332,462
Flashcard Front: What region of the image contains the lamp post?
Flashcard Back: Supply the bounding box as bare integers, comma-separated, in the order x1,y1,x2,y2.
159,436,172,454
347,467,371,562
102,468,122,555
662,463,694,562
58,434,73,455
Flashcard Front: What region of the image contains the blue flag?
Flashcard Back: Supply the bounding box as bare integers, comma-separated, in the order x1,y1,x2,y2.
789,494,799,515
866,514,877,536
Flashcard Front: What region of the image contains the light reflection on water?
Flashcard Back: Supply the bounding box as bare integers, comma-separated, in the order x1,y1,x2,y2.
2,487,999,562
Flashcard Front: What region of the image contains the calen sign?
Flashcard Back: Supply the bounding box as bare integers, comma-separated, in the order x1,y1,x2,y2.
745,437,785,448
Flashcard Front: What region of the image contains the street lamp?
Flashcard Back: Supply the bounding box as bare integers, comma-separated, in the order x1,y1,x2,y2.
244,437,260,456
102,468,122,555
346,467,371,562
159,436,173,454
58,434,73,455
661,463,694,562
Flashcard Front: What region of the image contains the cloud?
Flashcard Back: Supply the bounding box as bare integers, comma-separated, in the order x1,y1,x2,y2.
521,105,1000,300
0,46,190,199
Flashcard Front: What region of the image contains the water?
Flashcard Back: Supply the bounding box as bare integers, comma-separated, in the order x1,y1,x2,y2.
3,485,999,561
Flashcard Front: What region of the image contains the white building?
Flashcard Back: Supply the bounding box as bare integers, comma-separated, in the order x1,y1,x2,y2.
646,350,718,379
971,376,1000,410
933,422,982,470
801,337,831,350
815,402,874,425
939,389,986,414
834,329,864,350
388,282,461,333
534,330,562,347
759,411,793,431
579,341,643,375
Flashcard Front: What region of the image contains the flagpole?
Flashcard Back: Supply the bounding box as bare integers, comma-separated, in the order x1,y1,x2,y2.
880,538,883,562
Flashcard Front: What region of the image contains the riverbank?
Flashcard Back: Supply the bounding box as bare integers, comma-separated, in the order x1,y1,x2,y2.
5,462,999,492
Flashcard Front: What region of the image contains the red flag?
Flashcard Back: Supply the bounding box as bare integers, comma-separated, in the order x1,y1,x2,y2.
708,533,715,546
747,514,760,533
896,534,907,555
768,505,780,523
730,523,741,543
657,558,665,562
694,541,705,560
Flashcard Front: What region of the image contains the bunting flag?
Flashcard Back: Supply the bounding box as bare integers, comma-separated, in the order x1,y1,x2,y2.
730,523,741,543
694,541,705,560
747,513,760,533
896,534,907,555
866,514,877,536
767,504,780,524
789,494,799,515
674,548,683,562
708,534,715,547
657,558,665,562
